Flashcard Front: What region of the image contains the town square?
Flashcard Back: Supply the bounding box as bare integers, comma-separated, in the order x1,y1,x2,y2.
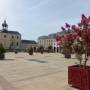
0,52,80,90
0,0,90,90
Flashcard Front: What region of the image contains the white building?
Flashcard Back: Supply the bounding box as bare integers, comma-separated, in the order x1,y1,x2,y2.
38,33,59,52
21,40,37,51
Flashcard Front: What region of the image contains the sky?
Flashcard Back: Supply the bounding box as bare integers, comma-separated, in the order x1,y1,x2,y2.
0,0,90,41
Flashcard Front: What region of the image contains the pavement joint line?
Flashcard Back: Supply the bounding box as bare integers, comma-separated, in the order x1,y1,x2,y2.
0,74,18,90
12,69,65,82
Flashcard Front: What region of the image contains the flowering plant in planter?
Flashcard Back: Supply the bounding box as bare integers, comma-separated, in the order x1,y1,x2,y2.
68,14,90,90
56,23,74,58
47,45,52,53
56,14,90,90
28,46,33,55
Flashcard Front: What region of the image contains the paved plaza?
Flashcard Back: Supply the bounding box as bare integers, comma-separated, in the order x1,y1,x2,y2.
0,52,84,90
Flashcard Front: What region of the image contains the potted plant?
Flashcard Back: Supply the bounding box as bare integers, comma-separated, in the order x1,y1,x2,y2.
39,46,44,54
28,47,33,55
0,44,6,60
14,49,18,54
56,14,90,90
48,45,52,53
68,14,90,90
56,23,73,58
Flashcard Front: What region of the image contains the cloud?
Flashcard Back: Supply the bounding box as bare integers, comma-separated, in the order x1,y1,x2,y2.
29,0,51,10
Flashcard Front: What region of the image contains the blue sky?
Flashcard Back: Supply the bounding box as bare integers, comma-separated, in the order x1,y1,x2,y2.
0,0,90,40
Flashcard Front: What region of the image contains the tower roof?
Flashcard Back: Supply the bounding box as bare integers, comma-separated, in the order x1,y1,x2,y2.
2,20,8,28
0,20,21,35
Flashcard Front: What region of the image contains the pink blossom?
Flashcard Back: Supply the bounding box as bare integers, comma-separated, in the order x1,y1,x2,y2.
65,23,70,28
61,26,65,31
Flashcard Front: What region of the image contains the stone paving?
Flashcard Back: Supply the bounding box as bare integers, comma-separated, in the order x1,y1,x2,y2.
0,52,84,90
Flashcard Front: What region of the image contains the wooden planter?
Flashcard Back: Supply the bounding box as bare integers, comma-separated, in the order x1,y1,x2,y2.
68,65,90,90
64,48,71,59
68,65,82,89
0,54,5,60
29,52,33,55
15,51,18,54
81,67,90,90
41,50,43,54
65,54,71,58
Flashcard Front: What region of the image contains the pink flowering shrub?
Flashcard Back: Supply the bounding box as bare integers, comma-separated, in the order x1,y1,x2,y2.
56,14,90,67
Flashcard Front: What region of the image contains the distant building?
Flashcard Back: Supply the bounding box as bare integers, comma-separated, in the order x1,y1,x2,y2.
21,40,37,51
38,33,59,52
0,20,21,50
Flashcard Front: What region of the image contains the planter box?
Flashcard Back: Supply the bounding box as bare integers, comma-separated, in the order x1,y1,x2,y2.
65,54,71,59
29,52,33,55
0,54,5,60
81,67,90,90
68,65,82,89
68,65,90,90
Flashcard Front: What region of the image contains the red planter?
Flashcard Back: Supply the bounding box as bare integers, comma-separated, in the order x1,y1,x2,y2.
68,65,90,90
68,65,82,89
81,67,90,90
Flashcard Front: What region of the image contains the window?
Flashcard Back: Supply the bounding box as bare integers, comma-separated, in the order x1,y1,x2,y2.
4,35,6,38
11,42,14,46
17,36,19,39
12,36,14,38
16,42,18,46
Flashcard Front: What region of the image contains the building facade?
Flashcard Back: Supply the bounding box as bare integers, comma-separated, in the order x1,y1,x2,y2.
21,40,37,51
38,33,59,52
0,20,21,50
